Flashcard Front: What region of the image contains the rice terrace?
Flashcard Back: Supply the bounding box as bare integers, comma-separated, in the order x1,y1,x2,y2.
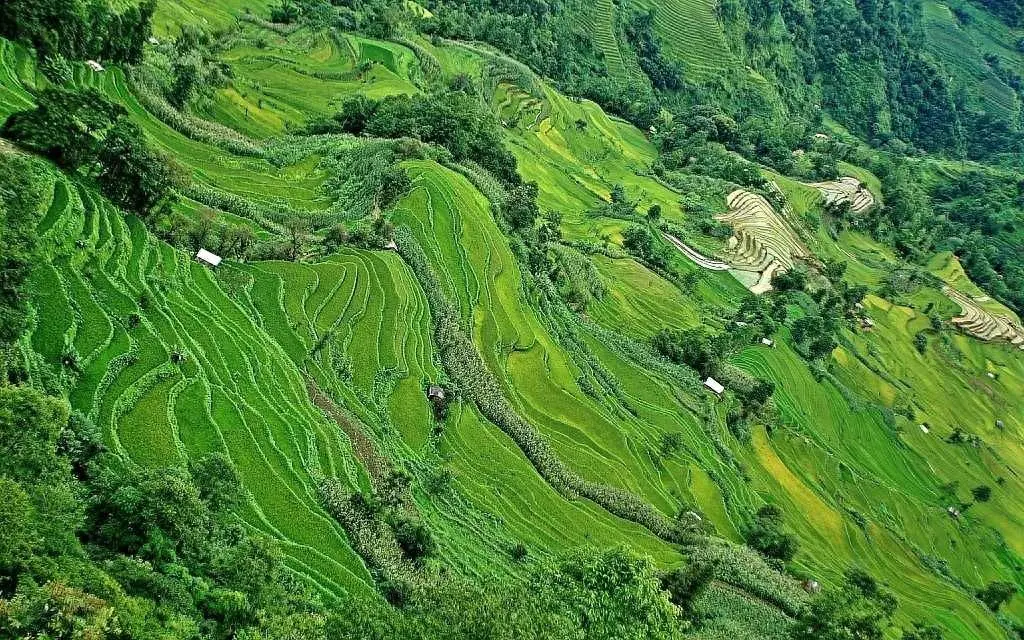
0,0,1022,638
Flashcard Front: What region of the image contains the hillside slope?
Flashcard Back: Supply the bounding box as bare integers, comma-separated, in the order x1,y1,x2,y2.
1,0,1022,637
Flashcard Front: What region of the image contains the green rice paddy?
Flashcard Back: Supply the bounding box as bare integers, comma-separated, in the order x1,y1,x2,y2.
3,4,1023,633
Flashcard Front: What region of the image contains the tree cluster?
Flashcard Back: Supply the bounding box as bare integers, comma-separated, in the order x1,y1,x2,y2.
0,155,46,349
0,383,320,638
0,0,155,64
743,504,799,562
314,91,519,184
2,89,182,219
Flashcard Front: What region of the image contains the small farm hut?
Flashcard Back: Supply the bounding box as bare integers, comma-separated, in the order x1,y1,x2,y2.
802,580,821,594
384,239,399,251
946,506,960,519
86,60,105,72
761,337,774,347
703,377,724,396
195,248,222,268
148,36,160,45
427,385,446,402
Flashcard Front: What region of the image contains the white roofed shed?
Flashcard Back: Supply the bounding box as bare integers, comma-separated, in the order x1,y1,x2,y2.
703,377,725,395
195,249,223,268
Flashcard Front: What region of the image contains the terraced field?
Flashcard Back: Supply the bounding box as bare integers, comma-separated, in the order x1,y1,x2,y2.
625,0,736,76
810,176,876,214
921,1,1020,121
25,169,374,600
716,190,811,293
491,76,684,239
4,6,1023,634
589,0,637,81
944,286,1024,347
211,27,419,137
148,0,276,34
0,38,35,120
390,159,821,627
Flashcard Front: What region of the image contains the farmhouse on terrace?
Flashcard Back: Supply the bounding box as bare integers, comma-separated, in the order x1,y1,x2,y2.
195,248,222,268
703,377,725,396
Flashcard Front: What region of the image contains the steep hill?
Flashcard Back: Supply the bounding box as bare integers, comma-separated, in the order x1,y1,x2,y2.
0,0,1022,638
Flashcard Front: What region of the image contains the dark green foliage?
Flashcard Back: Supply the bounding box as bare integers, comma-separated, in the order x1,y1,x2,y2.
771,265,808,292
652,328,719,377
744,504,799,562
96,120,182,218
661,557,716,615
270,1,302,24
659,432,684,458
623,225,668,268
189,452,244,513
914,332,928,354
792,568,897,640
499,183,541,230
326,547,683,639
0,381,315,637
0,156,46,347
971,0,1024,26
971,485,992,502
624,10,683,90
0,0,154,63
391,516,436,564
57,410,104,479
325,92,519,184
4,91,181,218
903,623,945,640
2,88,125,170
976,580,1016,611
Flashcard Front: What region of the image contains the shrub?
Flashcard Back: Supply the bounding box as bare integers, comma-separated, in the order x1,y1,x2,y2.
745,504,799,562
976,581,1016,612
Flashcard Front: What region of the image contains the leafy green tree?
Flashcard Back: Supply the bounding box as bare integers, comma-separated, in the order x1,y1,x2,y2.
0,0,153,63
771,264,808,291
902,623,944,640
189,452,244,513
0,155,46,346
0,386,70,480
0,477,34,574
624,225,666,266
527,546,684,639
744,504,799,562
2,88,124,170
391,516,436,564
169,50,205,109
500,183,541,231
96,120,182,217
661,557,716,616
976,581,1016,612
971,485,991,502
652,328,719,377
792,568,898,640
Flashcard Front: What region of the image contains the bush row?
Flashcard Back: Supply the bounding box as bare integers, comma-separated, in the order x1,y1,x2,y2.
394,226,685,544
128,68,266,158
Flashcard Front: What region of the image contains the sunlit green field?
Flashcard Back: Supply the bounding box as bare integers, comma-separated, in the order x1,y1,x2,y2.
3,0,1022,632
